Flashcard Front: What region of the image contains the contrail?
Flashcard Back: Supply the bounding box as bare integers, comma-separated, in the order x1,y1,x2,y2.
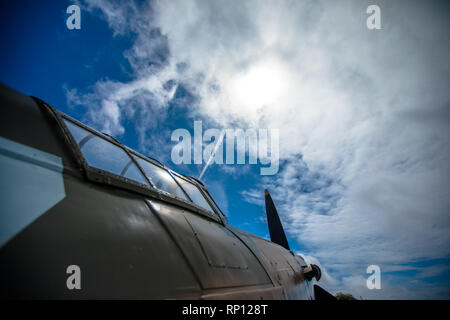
198,129,225,180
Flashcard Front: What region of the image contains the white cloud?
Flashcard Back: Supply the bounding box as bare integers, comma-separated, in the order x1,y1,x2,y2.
240,189,265,207
71,0,450,298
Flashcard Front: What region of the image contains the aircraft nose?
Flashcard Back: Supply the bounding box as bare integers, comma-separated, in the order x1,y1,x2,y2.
303,264,322,282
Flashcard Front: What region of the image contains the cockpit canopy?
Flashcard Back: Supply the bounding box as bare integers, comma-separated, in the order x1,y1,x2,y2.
61,115,224,221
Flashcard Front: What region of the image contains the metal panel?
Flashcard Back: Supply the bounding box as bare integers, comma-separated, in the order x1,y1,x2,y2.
248,235,313,300
201,285,283,300
0,136,66,247
0,84,78,171
146,199,272,290
185,215,248,269
0,175,201,299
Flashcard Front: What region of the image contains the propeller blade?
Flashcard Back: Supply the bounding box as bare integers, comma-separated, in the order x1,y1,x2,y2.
265,189,290,250
313,285,337,300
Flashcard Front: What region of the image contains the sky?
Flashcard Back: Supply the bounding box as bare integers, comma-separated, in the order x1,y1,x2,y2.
0,0,449,299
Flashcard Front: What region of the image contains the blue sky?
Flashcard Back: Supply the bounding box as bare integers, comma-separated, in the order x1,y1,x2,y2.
1,0,449,299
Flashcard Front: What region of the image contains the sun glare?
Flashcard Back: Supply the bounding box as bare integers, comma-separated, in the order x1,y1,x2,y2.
230,58,291,113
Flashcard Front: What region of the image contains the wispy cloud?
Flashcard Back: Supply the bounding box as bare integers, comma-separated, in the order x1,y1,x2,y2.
240,189,265,207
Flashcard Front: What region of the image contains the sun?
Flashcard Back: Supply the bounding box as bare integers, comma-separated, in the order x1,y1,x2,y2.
230,57,292,113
